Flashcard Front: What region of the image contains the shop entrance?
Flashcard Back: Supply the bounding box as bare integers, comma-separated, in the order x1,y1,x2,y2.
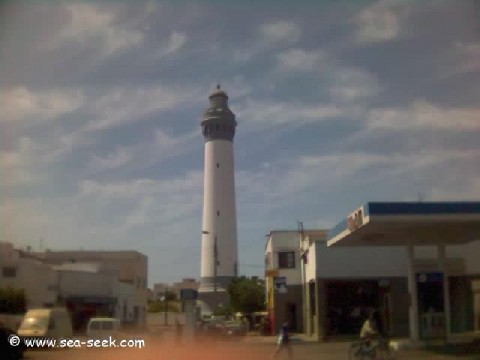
326,280,380,336
416,272,445,338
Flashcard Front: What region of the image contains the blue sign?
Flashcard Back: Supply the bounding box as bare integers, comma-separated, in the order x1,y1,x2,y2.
416,272,444,283
180,289,198,300
274,276,287,293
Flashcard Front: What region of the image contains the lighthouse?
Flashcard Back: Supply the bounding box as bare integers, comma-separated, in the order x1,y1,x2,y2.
199,86,238,309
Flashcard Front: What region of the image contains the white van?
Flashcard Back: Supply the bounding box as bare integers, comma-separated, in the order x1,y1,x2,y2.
17,307,73,340
86,317,121,339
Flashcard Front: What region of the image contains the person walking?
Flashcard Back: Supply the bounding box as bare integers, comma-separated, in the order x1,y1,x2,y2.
272,321,293,359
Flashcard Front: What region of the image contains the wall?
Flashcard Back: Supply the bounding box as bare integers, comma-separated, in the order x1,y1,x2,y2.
269,232,302,285
58,269,116,298
0,244,58,309
36,251,148,290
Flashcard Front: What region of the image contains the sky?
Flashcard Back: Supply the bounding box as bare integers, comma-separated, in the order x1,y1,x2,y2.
1,0,480,286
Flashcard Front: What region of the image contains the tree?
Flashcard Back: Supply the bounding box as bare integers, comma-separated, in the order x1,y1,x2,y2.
228,276,266,314
0,287,27,314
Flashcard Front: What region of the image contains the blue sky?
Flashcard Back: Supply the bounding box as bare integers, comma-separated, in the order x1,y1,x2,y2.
1,0,479,285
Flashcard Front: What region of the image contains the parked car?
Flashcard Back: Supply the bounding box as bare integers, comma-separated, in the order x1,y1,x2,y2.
86,317,121,339
224,321,248,338
17,307,73,344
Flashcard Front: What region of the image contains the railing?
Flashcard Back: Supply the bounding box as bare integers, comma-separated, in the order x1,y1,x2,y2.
421,312,445,338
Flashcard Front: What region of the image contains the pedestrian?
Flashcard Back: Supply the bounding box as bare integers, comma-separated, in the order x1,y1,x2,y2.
272,321,293,359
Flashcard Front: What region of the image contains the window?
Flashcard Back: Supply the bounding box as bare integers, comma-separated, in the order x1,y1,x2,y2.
278,252,295,269
216,163,219,168
89,321,101,330
2,267,16,277
102,321,114,330
217,210,220,216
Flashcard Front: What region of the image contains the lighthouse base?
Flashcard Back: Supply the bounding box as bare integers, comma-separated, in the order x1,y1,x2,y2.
198,276,234,315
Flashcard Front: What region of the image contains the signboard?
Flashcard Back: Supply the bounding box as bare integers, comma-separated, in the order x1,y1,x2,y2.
348,206,364,231
416,272,444,283
180,289,198,300
265,269,279,277
274,276,287,294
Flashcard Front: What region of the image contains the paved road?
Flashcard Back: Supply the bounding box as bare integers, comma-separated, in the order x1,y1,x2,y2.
21,337,480,360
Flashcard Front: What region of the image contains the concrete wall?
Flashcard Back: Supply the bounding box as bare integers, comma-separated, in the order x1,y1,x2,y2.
266,232,302,285
113,281,147,325
314,241,480,279
273,284,303,333
35,251,148,290
0,243,58,308
58,269,117,298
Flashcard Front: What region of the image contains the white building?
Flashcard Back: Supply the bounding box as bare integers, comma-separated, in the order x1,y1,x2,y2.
264,230,326,333
0,243,58,308
0,244,148,330
152,279,199,300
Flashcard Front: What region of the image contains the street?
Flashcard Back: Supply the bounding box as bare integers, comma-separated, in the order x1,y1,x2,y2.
21,336,480,360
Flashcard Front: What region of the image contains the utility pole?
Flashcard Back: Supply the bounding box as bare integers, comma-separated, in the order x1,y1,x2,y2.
214,235,218,294
164,286,168,326
297,220,307,335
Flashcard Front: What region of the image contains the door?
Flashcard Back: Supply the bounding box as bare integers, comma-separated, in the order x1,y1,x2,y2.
286,303,297,331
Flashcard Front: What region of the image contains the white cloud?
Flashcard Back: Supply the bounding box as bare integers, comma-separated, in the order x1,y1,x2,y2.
89,147,133,171
79,171,203,232
367,100,480,131
275,48,325,72
450,42,480,75
233,21,301,63
165,31,187,55
431,178,480,201
85,84,201,132
354,1,402,44
237,148,480,212
80,170,203,200
2,87,84,123
0,137,45,187
48,3,144,58
236,99,343,130
260,21,301,44
329,68,381,102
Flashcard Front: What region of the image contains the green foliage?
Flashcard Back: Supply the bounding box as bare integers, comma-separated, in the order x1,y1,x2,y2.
165,291,177,301
147,300,179,313
228,276,266,314
213,304,233,317
0,287,27,314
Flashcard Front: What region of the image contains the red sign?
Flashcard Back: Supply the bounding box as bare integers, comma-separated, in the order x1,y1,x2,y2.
348,208,364,231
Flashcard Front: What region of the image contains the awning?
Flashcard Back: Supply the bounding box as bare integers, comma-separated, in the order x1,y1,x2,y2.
327,202,480,247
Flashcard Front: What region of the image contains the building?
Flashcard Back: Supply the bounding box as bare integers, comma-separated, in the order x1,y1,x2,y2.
32,250,148,290
52,262,145,331
264,230,327,333
171,278,199,299
0,243,58,308
152,283,168,300
33,250,148,328
0,245,148,330
266,202,480,344
152,279,200,300
199,86,238,311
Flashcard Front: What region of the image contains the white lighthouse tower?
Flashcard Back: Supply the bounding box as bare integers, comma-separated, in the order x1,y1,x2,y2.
199,86,238,308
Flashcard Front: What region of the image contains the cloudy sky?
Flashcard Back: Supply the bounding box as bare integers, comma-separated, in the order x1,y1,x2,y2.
1,0,479,285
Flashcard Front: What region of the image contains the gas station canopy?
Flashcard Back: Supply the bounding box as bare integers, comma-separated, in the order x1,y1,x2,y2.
327,202,480,247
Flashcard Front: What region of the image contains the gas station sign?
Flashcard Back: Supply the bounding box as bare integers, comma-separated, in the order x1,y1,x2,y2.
348,206,364,231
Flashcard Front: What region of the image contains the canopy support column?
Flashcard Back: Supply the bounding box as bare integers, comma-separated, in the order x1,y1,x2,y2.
406,243,420,342
438,244,451,340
